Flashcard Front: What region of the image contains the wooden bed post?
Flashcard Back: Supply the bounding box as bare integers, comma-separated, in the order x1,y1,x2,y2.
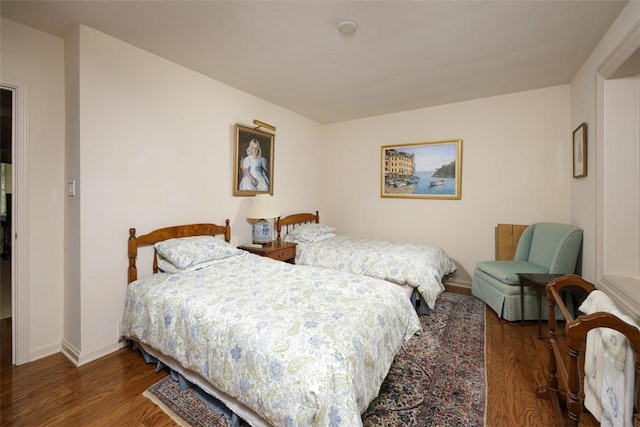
276,216,283,243
128,228,138,284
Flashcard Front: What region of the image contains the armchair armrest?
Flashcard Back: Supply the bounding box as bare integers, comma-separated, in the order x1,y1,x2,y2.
548,228,583,274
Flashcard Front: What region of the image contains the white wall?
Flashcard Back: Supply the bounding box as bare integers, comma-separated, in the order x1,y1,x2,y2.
603,77,639,277
570,1,640,283
63,25,82,359
0,18,66,359
323,86,572,285
68,25,324,363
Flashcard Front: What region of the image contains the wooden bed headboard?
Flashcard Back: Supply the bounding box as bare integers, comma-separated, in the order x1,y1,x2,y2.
127,220,231,284
276,211,320,242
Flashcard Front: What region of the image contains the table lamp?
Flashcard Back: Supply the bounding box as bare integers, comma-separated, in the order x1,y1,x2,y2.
246,194,279,245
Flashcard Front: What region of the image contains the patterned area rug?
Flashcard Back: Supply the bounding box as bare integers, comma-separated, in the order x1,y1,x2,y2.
144,292,486,426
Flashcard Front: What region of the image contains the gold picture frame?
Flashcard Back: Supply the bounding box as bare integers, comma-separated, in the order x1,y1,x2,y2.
233,124,274,196
381,139,462,200
572,122,587,178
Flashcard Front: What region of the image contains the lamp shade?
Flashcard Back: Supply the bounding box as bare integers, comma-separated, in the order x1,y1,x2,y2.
247,194,278,244
246,194,279,220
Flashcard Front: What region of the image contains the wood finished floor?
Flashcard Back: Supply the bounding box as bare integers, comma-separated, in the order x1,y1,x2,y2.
0,291,599,426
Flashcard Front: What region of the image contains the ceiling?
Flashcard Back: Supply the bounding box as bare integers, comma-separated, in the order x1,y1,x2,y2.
0,0,629,124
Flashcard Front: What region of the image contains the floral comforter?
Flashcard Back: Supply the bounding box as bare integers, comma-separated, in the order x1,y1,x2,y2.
122,252,421,426
295,236,457,309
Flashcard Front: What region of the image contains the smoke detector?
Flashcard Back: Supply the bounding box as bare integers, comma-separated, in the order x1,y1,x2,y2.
337,20,358,34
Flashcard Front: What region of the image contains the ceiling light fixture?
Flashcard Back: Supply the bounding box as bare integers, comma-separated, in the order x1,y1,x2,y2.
337,20,358,34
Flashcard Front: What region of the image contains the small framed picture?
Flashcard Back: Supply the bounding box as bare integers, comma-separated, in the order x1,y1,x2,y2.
573,123,587,178
381,139,462,200
233,124,274,196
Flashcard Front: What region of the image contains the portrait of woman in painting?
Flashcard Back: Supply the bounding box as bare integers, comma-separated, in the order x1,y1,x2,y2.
239,138,270,192
233,124,274,196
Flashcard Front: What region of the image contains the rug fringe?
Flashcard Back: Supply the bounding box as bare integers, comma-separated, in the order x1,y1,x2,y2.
143,389,191,427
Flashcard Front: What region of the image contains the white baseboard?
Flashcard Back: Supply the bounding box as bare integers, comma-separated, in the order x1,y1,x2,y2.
30,343,61,362
445,277,471,289
61,339,127,367
60,339,80,366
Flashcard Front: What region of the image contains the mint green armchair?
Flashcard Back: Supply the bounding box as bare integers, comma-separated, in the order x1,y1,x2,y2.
471,222,583,321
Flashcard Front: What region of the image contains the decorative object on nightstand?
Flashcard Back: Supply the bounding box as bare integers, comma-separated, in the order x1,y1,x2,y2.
246,194,279,245
238,241,297,264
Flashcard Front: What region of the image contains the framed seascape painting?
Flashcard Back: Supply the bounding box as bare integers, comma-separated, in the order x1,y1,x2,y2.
381,139,462,200
233,124,274,196
572,122,587,178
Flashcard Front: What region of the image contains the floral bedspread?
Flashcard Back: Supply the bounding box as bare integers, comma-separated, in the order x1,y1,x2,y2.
122,252,421,426
295,236,457,309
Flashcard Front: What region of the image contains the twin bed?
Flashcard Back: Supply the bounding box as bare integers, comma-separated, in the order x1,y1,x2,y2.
122,220,423,426
277,211,457,312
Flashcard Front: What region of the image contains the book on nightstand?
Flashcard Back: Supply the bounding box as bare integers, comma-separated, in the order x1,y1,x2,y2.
241,243,263,249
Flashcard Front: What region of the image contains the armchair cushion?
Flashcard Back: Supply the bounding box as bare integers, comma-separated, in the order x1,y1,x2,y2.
476,260,547,284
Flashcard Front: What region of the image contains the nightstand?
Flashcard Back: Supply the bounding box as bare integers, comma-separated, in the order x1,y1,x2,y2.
238,241,297,264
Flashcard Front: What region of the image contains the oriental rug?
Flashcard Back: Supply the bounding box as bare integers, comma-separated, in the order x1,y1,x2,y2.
143,291,486,426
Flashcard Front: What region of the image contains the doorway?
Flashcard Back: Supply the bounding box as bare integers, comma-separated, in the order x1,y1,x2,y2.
0,79,30,366
0,87,13,366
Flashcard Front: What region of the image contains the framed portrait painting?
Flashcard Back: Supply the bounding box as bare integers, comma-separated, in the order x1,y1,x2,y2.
233,124,274,196
381,139,462,200
572,122,587,178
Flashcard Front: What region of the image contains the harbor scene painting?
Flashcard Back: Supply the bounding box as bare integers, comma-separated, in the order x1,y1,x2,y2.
381,139,462,200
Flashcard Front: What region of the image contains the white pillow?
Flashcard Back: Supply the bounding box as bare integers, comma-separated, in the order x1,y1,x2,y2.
154,236,242,270
158,256,218,274
284,223,336,243
312,232,337,242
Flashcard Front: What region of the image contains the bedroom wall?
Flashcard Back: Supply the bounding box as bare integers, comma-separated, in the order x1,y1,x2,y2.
570,1,639,279
66,25,324,363
0,19,66,359
322,86,572,287
63,25,82,361
569,1,639,313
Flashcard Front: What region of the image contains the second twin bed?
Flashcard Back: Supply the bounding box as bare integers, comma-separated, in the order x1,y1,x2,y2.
277,211,458,312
